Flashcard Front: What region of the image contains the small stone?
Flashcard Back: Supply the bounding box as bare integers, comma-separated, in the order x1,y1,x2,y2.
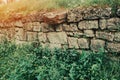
68,37,79,48
96,31,114,41
107,18,120,30
15,28,26,41
107,42,120,53
114,32,120,42
116,8,120,17
27,32,38,41
66,32,74,36
78,20,98,30
73,31,83,38
41,23,54,32
99,19,107,29
78,38,89,49
38,32,47,42
14,21,23,27
84,30,94,37
32,22,41,32
47,32,67,44
55,24,63,31
90,39,105,51
42,43,61,49
63,23,78,31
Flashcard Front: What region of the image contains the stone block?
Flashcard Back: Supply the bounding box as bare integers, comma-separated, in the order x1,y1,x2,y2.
90,39,105,51
55,24,63,31
47,32,67,44
73,31,83,38
27,32,38,41
38,32,47,42
84,30,94,37
96,31,114,41
99,19,107,29
78,20,98,30
15,28,26,41
78,38,89,49
107,43,120,53
68,37,79,48
41,23,54,32
63,23,78,31
107,18,120,30
25,22,42,32
114,32,120,42
66,32,74,36
14,21,23,27
42,43,61,49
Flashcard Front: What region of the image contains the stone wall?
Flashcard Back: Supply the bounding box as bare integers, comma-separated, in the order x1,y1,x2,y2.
0,7,120,53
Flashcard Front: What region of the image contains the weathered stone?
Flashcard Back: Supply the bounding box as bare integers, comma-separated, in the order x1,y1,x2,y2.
66,32,74,36
68,37,79,48
41,23,54,32
99,19,107,29
32,22,41,32
15,28,26,40
67,7,111,22
73,31,83,37
114,32,120,42
90,39,105,51
56,24,63,31
78,20,98,30
47,32,67,44
14,21,23,27
84,30,94,37
27,32,38,41
78,38,89,49
107,43,120,53
117,8,120,17
63,23,78,31
43,11,67,24
0,34,5,42
38,32,47,42
107,18,120,30
42,43,61,49
96,31,114,41
25,22,42,31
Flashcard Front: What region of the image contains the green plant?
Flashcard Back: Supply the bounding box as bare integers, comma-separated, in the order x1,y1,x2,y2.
0,41,120,80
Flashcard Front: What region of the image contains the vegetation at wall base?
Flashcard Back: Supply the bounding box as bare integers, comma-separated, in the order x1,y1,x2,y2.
0,41,120,80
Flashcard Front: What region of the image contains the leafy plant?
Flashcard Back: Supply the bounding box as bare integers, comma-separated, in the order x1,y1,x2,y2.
0,41,120,80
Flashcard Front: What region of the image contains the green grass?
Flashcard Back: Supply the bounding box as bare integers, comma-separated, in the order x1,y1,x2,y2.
0,0,120,21
0,40,120,80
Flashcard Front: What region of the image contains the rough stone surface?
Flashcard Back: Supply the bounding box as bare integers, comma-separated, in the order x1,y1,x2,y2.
84,30,94,37
96,31,114,41
63,23,78,31
47,32,67,44
43,11,67,24
14,21,23,27
25,22,42,32
107,43,120,53
27,32,37,41
78,20,98,30
56,24,63,31
99,19,107,29
66,32,74,36
73,31,83,38
42,43,61,49
38,33,47,42
78,38,89,49
41,23,54,32
15,28,26,40
67,7,111,22
107,18,120,30
68,37,79,48
91,39,105,51
117,8,120,17
114,32,120,42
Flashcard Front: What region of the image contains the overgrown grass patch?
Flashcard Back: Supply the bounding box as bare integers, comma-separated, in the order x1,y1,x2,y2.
0,41,120,80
